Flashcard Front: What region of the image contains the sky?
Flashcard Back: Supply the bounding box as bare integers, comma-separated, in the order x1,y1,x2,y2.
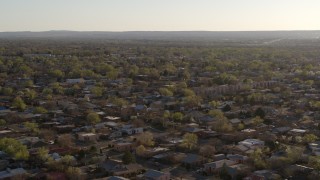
1,0,320,32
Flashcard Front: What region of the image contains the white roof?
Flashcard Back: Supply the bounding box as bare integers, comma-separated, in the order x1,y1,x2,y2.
290,129,306,133
79,133,96,136
240,139,264,145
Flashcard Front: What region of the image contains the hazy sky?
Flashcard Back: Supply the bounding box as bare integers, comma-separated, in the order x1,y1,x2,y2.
1,0,320,31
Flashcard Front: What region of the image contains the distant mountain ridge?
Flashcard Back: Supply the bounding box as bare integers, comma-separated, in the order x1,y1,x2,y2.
0,30,319,41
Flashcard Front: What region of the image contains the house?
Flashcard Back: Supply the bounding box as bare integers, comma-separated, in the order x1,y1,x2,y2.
0,160,9,171
242,119,255,126
18,136,40,147
143,147,170,157
149,101,164,112
121,125,143,135
199,115,215,123
230,144,251,154
229,118,241,126
49,147,74,156
55,124,75,133
36,172,68,180
272,126,291,134
227,164,251,178
109,131,123,139
213,154,226,161
49,152,61,161
181,154,206,169
204,159,238,174
244,170,281,180
99,160,144,178
0,168,27,179
105,116,121,121
226,154,249,163
287,164,314,178
308,141,320,156
114,142,134,152
107,176,130,180
164,102,178,111
66,78,85,84
105,121,119,129
227,139,265,154
183,127,203,134
238,139,264,149
77,132,98,142
143,169,170,180
134,104,147,112
288,128,307,136
0,130,13,138
166,137,182,145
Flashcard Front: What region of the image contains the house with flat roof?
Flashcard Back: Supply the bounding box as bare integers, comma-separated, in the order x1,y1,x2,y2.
204,159,238,175
0,168,27,179
143,169,170,180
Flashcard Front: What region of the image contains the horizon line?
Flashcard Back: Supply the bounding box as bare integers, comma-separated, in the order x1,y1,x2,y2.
1,29,320,33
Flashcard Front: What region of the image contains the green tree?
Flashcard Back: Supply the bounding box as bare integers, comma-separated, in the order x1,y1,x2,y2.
86,112,101,125
91,86,103,97
25,89,37,100
136,145,146,156
136,132,154,147
309,156,320,172
2,87,13,96
163,111,170,119
40,129,56,142
208,109,225,119
33,106,48,114
220,164,232,180
23,80,34,87
0,138,29,160
51,82,64,94
172,112,184,121
122,151,136,164
182,88,195,97
109,97,129,107
177,82,188,89
305,80,314,86
12,96,27,111
107,69,119,80
181,133,198,150
237,123,245,130
58,134,75,147
216,72,238,85
255,107,266,118
128,65,139,77
250,148,267,169
66,167,83,180
0,119,6,126
37,147,50,162
42,88,53,95
209,101,220,108
303,134,318,143
184,95,202,107
61,155,76,166
24,122,40,134
199,144,216,158
50,69,64,79
222,104,231,112
252,116,264,126
159,87,173,96
209,109,233,132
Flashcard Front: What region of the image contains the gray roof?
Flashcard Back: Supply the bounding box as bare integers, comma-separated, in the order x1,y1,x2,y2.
182,154,202,164
107,176,130,180
0,168,26,179
144,169,165,178
184,127,203,133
